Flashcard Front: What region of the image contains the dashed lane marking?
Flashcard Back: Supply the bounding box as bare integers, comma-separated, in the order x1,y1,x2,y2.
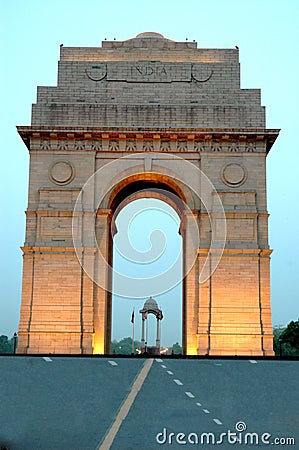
97,359,153,450
155,359,163,363
213,419,223,425
157,360,224,428
173,379,183,386
185,391,195,398
249,360,257,364
43,357,52,362
108,360,118,366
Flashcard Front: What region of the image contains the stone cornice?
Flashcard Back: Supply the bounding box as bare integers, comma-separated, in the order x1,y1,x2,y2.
21,246,97,254
17,126,280,154
197,248,273,256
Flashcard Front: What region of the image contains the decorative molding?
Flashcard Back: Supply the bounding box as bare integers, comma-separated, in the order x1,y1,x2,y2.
245,143,256,152
32,137,266,154
85,64,107,82
126,140,137,151
40,139,51,150
91,141,102,151
34,138,265,153
222,163,247,187
57,140,68,150
75,140,85,150
160,141,170,151
194,141,205,152
108,140,119,151
228,142,239,152
49,161,75,186
191,64,213,82
23,128,274,154
21,126,278,148
211,143,222,152
177,140,188,151
143,140,153,151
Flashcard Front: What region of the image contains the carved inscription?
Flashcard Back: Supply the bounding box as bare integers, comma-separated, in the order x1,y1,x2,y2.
131,65,167,77
86,62,214,83
129,62,170,82
106,62,191,83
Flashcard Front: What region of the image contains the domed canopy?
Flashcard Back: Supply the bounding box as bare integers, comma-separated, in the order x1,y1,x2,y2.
135,32,165,39
143,296,159,311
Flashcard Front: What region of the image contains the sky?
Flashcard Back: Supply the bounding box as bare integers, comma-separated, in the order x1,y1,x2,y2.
0,0,298,347
112,199,182,344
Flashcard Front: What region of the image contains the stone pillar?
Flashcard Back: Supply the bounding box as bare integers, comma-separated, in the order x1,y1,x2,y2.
141,317,145,351
197,249,212,355
17,249,35,353
182,210,199,355
259,250,274,356
156,318,160,350
18,247,83,354
80,249,96,354
94,209,113,354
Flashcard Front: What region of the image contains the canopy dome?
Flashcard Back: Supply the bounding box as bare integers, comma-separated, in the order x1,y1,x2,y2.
143,297,159,311
135,32,165,39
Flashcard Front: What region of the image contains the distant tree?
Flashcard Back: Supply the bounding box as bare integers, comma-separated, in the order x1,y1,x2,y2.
273,327,285,355
171,342,182,355
0,335,14,354
273,321,299,356
111,337,141,355
111,339,119,354
280,319,299,350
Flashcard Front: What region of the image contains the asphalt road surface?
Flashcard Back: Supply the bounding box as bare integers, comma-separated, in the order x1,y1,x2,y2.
0,357,298,449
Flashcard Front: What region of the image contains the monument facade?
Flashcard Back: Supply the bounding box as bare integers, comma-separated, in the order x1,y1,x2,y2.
17,32,279,355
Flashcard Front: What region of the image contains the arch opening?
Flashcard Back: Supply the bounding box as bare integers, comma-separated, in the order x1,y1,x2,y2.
110,196,183,354
108,177,187,218
107,176,186,354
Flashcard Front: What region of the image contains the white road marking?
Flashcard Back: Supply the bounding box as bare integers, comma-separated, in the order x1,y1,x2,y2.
155,358,163,363
215,363,222,366
173,379,183,386
249,360,257,364
203,409,210,414
43,357,52,362
196,402,202,407
185,391,195,398
213,419,223,425
161,364,167,368
97,359,153,450
108,360,118,366
167,370,173,375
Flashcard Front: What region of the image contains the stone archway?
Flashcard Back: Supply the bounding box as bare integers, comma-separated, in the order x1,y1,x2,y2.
94,170,198,356
17,33,278,356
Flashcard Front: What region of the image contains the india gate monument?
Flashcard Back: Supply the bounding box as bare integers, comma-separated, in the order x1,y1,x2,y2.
17,32,279,355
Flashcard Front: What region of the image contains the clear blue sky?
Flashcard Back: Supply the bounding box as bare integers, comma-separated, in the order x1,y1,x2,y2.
1,0,298,346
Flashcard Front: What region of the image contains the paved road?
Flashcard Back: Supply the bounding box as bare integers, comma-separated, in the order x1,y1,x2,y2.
0,357,298,449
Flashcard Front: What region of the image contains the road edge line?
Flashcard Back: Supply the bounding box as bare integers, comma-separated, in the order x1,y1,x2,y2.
97,358,153,450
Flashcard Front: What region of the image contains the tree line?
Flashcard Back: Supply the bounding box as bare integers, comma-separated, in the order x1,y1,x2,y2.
0,335,17,354
273,319,299,356
1,319,298,355
111,337,182,355
0,334,182,355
